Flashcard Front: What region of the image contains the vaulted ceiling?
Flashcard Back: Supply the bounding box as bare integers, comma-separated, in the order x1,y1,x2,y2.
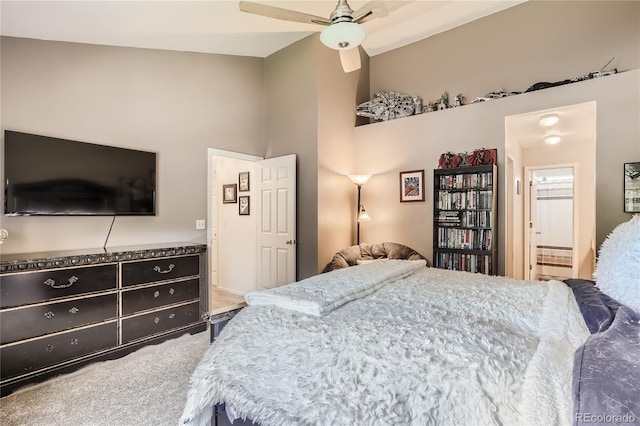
0,1,524,58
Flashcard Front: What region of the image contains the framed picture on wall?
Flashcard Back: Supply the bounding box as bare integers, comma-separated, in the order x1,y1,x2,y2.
223,184,237,204
239,171,250,192
400,170,425,202
239,195,250,215
624,162,640,213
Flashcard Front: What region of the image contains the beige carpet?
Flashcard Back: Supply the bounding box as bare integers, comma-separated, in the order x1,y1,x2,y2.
0,331,210,426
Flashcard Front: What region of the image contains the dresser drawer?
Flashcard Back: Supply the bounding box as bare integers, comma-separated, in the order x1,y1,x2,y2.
0,322,118,380
121,255,199,287
1,264,117,308
122,279,199,315
121,302,200,344
0,294,117,345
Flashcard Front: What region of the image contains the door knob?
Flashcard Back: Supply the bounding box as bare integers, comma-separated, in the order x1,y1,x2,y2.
285,240,297,245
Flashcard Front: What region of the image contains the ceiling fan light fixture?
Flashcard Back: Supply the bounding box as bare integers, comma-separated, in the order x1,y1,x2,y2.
320,22,367,50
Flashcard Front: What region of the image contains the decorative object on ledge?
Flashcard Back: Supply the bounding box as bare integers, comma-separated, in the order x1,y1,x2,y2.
438,92,449,111
399,170,425,202
357,61,618,125
0,229,8,245
438,148,497,169
471,88,521,104
526,58,617,93
356,91,419,122
423,92,461,113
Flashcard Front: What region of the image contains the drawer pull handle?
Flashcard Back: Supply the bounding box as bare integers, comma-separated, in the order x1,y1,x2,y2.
44,275,78,289
154,291,160,298
169,313,176,319
46,344,54,352
44,311,55,319
169,288,175,295
154,317,160,324
69,307,79,314
153,264,175,274
71,339,78,345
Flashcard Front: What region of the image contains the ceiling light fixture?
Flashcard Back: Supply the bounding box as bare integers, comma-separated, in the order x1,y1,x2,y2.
545,135,562,145
320,22,367,50
539,114,560,127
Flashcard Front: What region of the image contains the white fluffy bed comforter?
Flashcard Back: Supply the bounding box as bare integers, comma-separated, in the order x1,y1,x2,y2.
181,265,589,426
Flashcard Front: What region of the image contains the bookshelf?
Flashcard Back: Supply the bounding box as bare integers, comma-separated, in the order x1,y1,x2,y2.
433,164,497,274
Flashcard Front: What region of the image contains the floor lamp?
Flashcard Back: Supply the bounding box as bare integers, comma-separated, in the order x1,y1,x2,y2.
348,174,372,245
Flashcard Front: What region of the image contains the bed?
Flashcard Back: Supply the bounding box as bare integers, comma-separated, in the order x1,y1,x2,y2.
180,217,640,426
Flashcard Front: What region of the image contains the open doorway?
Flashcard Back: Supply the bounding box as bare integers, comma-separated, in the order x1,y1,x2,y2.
525,166,576,280
206,149,297,313
505,101,596,281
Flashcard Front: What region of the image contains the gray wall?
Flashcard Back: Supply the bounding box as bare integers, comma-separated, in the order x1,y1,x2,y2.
2,0,638,276
355,71,639,275
264,35,371,278
355,0,640,274
0,37,264,254
370,1,639,105
264,36,319,280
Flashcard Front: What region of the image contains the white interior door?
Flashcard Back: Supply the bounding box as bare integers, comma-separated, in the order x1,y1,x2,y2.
527,177,539,280
256,154,296,289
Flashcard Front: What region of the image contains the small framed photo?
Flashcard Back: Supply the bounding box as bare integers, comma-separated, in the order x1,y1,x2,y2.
239,195,250,215
239,171,250,192
624,162,640,213
222,184,237,204
400,170,425,202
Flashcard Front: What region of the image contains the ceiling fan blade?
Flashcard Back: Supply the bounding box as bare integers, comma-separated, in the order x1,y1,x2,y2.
352,0,414,24
239,1,331,26
339,49,361,73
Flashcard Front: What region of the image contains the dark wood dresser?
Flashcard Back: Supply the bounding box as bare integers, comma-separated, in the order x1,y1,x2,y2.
0,242,207,396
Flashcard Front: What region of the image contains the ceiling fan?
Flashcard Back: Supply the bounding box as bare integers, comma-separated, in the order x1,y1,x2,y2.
239,0,413,72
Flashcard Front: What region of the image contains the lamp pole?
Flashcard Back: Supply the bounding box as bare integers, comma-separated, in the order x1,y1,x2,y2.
356,184,362,245
347,174,372,246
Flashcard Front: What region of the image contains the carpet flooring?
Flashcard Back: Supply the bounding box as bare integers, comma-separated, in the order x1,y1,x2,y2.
0,330,210,426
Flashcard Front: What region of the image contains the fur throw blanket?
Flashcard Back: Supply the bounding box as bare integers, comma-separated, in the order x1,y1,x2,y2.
181,267,588,426
246,259,426,316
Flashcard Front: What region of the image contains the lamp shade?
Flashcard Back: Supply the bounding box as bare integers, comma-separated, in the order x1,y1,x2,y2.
348,174,372,186
320,22,367,50
358,207,371,222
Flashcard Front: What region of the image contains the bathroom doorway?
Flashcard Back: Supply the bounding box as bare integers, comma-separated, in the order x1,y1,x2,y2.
525,166,576,280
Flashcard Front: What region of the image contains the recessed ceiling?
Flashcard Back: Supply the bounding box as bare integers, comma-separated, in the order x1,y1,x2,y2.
506,101,597,149
0,0,525,58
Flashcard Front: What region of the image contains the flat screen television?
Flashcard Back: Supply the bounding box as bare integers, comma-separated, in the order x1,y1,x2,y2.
4,130,156,216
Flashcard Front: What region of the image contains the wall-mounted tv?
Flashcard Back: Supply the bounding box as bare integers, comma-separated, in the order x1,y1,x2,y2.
4,130,156,216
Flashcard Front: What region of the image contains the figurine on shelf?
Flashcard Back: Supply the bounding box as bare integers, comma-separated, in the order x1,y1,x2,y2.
438,92,449,111
471,88,521,104
438,152,461,169
453,94,464,107
356,91,417,121
413,96,423,115
423,100,437,113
